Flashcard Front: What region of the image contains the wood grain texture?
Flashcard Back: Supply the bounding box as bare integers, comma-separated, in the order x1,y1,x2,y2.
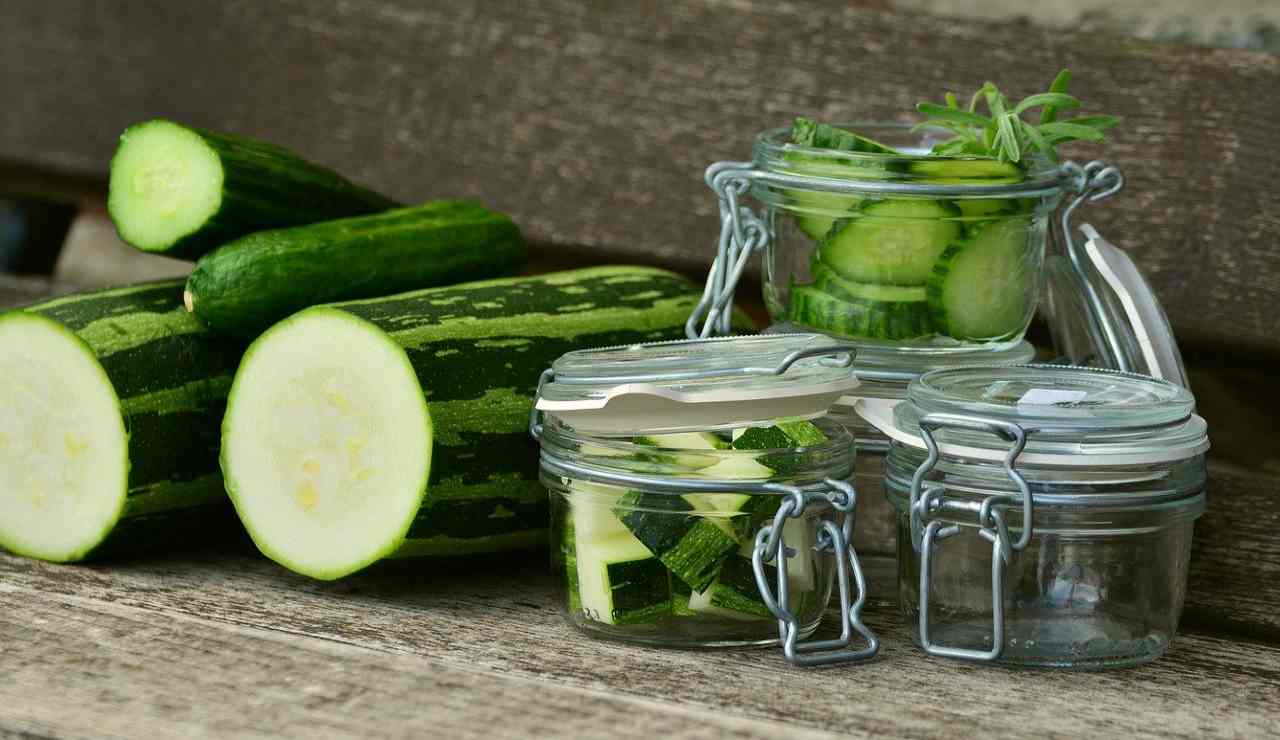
0,0,1276,351
1,548,1277,739
0,588,836,740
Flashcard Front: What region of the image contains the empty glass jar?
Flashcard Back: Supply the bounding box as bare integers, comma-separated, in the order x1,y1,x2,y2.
861,364,1208,668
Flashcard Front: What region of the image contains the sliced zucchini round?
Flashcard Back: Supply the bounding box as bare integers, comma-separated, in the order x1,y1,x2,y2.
108,120,225,253
221,307,432,580
817,199,962,286
926,218,1036,341
0,313,129,561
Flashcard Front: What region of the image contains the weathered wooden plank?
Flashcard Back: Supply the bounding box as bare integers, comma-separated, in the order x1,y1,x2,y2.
0,0,1276,351
0,587,834,740
1,549,1276,739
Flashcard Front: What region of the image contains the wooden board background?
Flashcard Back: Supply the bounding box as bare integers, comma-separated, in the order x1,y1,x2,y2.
1,0,1278,354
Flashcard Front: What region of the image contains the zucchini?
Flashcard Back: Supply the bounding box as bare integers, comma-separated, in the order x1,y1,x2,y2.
817,199,962,286
812,265,929,304
220,266,723,580
785,118,899,241
787,285,933,341
791,118,899,155
0,282,244,562
907,158,1023,183
185,201,526,338
576,531,672,625
108,119,396,259
731,420,828,475
688,555,775,620
926,218,1036,341
614,490,740,593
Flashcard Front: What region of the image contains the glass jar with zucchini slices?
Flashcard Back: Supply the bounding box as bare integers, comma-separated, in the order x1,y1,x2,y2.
531,334,879,665
688,122,1124,353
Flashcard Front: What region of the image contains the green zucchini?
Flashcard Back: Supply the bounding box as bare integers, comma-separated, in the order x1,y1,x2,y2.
108,119,396,259
787,285,932,341
576,532,672,625
185,201,526,338
926,218,1036,341
614,490,740,593
785,118,900,241
907,158,1024,183
688,555,775,620
220,266,728,580
817,199,962,286
0,282,244,562
731,420,829,475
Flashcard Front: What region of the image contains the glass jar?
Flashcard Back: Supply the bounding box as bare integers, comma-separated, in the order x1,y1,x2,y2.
532,334,879,665
541,416,849,647
860,365,1208,669
692,124,1124,352
824,340,1036,555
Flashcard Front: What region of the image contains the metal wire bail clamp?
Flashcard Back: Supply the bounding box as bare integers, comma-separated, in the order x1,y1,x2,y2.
750,478,880,666
908,413,1033,662
1055,160,1129,371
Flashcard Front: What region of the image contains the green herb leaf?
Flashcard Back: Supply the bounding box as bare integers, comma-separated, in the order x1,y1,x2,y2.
1037,122,1107,142
1064,115,1119,131
1014,93,1080,116
1020,120,1055,162
916,103,992,128
1041,69,1072,124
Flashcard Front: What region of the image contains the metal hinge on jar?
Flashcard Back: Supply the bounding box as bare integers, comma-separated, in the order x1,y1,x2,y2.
908,413,1034,662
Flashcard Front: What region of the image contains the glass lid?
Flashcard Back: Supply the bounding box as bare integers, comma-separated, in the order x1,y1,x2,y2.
536,334,859,435
904,365,1194,432
1042,224,1188,388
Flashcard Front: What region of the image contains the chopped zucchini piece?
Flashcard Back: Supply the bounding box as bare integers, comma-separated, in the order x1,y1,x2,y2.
614,491,738,593
575,532,672,625
926,217,1035,341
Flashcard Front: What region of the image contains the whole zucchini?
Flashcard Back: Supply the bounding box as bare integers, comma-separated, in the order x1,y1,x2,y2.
108,119,397,259
0,282,244,562
184,201,527,338
220,266,749,580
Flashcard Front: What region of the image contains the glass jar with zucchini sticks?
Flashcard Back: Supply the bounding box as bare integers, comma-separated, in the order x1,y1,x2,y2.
531,334,879,665
855,365,1208,669
689,122,1123,352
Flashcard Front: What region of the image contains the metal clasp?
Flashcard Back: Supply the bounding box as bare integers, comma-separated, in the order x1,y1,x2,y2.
908,413,1033,662
687,162,769,339
751,479,879,666
1056,160,1130,372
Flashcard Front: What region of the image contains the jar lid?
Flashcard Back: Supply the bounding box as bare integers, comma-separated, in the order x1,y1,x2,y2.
1042,224,1188,387
856,365,1208,465
535,334,859,435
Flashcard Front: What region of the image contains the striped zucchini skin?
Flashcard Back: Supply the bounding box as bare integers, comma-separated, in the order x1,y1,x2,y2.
787,284,932,340
327,266,750,558
185,201,527,338
109,120,397,259
17,281,247,559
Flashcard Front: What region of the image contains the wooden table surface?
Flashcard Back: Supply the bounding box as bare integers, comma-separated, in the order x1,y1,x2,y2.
3,272,1279,739
3,544,1278,740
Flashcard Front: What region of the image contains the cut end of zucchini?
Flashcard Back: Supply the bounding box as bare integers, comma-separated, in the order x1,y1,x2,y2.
0,313,128,561
221,307,432,580
108,119,224,252
183,290,195,313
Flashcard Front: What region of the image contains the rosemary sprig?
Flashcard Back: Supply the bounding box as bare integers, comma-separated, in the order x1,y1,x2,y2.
914,69,1117,164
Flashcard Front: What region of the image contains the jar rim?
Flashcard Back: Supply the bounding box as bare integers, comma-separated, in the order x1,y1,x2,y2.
537,415,855,490
751,123,1069,198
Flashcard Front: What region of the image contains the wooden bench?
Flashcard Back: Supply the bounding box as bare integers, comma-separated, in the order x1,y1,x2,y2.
2,2,1277,736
